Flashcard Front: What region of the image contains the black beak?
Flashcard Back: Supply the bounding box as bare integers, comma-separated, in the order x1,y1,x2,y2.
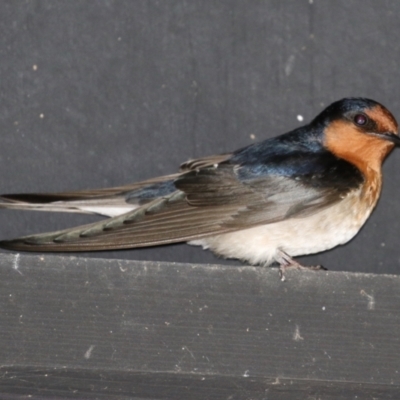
372,131,400,146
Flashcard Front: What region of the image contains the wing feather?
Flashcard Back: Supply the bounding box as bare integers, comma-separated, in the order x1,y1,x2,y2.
0,153,233,217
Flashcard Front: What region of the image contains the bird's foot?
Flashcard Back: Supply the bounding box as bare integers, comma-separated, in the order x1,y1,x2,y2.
275,250,326,281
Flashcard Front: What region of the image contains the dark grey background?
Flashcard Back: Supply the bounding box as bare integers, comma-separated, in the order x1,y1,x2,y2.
0,0,399,274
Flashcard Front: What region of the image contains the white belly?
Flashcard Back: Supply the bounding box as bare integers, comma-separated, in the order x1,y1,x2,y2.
189,188,374,266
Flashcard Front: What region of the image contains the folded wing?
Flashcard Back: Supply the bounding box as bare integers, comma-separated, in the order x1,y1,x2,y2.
0,161,353,252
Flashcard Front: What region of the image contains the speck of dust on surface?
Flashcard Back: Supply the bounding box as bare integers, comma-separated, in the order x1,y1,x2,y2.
84,345,95,359
360,289,375,310
293,325,304,341
12,254,23,275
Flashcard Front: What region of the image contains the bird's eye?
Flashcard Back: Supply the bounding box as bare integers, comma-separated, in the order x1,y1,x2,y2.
354,113,368,126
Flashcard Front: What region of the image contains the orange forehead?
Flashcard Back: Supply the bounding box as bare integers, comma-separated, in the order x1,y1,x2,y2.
365,105,398,133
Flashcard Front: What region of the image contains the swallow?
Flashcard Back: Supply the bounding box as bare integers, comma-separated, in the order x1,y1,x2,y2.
0,97,398,279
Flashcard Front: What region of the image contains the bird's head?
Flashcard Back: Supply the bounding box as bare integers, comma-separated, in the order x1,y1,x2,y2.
313,98,399,173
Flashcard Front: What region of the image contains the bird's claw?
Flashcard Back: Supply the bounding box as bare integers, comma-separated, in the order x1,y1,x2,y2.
279,263,326,281
276,249,327,281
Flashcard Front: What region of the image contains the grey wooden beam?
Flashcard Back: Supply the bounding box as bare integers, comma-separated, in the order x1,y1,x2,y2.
0,254,399,398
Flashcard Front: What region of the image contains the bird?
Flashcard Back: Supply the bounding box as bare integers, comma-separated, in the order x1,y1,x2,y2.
0,97,398,279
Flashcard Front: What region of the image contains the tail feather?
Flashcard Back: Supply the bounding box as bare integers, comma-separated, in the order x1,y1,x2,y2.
0,194,137,217
0,175,181,217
